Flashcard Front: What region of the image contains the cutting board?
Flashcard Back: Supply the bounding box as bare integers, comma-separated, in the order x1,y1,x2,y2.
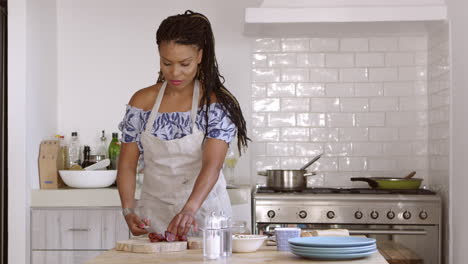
115,237,187,253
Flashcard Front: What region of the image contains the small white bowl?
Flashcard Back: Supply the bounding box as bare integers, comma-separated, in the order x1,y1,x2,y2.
232,234,267,253
58,170,117,188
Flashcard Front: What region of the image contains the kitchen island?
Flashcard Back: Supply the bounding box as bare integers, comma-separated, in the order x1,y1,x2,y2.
85,246,389,264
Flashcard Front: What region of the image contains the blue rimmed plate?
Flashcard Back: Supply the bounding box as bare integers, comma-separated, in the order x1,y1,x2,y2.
288,236,376,247
291,249,377,260
289,243,376,254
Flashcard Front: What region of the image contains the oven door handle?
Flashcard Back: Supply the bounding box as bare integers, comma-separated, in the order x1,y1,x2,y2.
348,229,427,235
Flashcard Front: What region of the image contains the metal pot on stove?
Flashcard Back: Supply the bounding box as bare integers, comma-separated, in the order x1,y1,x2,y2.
257,153,322,191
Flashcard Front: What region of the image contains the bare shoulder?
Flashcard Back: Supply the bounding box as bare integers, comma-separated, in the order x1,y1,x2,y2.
128,83,162,111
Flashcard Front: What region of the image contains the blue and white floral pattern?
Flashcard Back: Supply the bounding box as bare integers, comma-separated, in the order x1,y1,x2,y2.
118,103,237,161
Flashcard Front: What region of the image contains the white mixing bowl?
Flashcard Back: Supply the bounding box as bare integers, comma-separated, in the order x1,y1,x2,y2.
232,234,267,253
58,170,117,188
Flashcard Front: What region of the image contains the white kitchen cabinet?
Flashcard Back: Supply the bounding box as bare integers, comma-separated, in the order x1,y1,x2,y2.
31,207,129,264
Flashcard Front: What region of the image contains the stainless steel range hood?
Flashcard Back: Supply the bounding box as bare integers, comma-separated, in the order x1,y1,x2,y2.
245,0,447,36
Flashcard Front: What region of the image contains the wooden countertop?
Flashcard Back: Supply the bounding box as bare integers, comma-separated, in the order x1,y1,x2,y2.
85,246,389,264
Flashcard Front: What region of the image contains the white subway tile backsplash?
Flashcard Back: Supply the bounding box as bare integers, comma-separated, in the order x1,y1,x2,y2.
385,53,414,66
281,98,309,112
399,36,427,51
281,128,310,141
307,157,338,171
327,113,355,127
296,83,325,96
383,82,414,96
252,83,267,98
326,53,354,67
267,83,295,97
369,37,398,51
252,53,268,67
251,113,267,127
252,98,280,112
309,38,339,52
339,157,367,171
369,128,399,141
356,53,384,67
368,158,397,171
282,38,309,52
297,53,325,67
340,98,369,112
325,143,352,156
399,96,428,111
399,66,427,81
399,127,428,140
353,142,383,156
369,97,399,111
369,68,398,81
383,142,412,155
340,38,369,52
310,68,339,82
296,113,326,127
266,142,295,156
387,112,427,127
414,81,428,95
295,143,324,156
268,113,296,127
281,157,312,169
281,68,309,82
326,83,354,97
310,128,340,142
268,53,296,67
254,38,281,52
339,128,369,141
250,142,266,157
397,157,428,170
412,141,428,155
310,98,340,112
355,83,383,96
355,113,385,127
252,128,280,142
340,68,368,82
414,52,428,65
252,68,281,82
254,157,281,170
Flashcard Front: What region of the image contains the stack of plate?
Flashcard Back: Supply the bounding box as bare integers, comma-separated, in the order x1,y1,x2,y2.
287,236,377,260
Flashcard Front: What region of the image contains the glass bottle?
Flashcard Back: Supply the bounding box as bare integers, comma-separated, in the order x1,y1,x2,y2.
81,146,93,168
224,147,238,186
55,135,69,170
203,212,222,260
108,132,121,170
219,210,232,257
68,132,82,168
96,130,107,158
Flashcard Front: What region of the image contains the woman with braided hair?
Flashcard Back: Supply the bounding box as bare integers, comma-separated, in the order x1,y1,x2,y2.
117,10,249,239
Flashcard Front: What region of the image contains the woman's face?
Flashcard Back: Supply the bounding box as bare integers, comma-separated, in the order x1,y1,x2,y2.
159,41,202,89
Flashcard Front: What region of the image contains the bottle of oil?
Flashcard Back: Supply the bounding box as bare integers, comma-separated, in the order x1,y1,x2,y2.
108,132,121,170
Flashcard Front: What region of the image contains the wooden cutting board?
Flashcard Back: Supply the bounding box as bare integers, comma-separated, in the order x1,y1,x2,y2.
115,237,187,253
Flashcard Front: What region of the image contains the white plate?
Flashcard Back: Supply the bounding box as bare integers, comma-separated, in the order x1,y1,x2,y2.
288,236,376,247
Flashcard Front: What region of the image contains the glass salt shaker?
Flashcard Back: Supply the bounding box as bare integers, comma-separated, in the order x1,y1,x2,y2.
203,212,222,260
220,211,232,257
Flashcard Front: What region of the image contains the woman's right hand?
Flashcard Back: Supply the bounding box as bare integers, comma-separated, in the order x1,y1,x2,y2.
124,213,148,236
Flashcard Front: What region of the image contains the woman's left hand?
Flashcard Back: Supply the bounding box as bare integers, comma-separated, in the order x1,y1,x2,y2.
167,209,198,237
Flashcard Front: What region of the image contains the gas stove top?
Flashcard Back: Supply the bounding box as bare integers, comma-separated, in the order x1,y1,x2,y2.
255,186,436,195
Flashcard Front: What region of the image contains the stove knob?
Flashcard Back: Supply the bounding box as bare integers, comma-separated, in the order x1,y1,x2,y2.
419,211,428,220
370,210,379,219
403,211,412,220
387,211,396,220
298,210,307,219
354,211,363,219
326,211,335,219
267,210,276,219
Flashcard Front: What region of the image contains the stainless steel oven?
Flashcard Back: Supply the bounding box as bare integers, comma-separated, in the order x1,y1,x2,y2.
253,187,442,264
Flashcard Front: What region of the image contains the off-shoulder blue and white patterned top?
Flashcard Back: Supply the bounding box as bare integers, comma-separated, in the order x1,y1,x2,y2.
118,102,237,161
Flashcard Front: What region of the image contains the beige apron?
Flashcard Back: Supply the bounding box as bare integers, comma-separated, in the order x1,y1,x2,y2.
139,80,232,234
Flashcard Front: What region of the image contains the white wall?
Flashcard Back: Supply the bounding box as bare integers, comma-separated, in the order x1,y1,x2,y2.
447,0,468,263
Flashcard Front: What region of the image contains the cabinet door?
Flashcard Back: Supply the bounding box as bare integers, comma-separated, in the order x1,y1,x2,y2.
72,209,103,249
31,209,74,249
31,250,103,264
101,208,130,249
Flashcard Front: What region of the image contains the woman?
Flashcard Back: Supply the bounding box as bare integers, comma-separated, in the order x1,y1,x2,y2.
117,10,249,238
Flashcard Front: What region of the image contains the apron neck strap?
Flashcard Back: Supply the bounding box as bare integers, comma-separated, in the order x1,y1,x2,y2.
145,80,200,133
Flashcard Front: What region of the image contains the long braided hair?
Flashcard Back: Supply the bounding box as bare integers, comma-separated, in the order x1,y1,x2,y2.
156,10,249,154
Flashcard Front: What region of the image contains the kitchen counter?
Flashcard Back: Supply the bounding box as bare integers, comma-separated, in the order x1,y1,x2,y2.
85,246,389,264
30,186,251,207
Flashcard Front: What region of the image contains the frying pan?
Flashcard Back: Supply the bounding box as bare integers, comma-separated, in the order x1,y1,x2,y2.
350,171,422,190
